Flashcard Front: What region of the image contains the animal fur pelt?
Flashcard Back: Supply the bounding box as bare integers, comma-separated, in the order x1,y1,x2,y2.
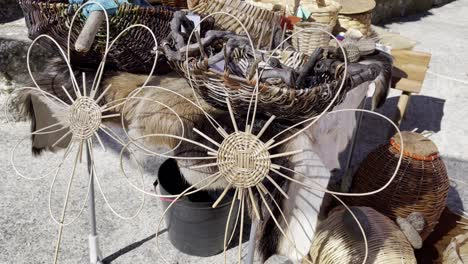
15,59,371,263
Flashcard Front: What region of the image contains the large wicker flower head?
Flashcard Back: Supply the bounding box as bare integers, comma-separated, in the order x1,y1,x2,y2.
119,11,405,263
4,2,173,262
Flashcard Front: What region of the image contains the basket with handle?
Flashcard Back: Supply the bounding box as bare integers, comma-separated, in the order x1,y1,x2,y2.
292,0,341,54
291,22,332,55
300,0,341,27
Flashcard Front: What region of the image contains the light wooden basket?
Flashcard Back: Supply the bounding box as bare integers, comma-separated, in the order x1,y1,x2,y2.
292,22,332,55
306,206,417,264
301,0,342,27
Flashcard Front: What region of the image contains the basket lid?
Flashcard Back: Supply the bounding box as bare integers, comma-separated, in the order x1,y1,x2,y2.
335,0,375,14
390,131,439,161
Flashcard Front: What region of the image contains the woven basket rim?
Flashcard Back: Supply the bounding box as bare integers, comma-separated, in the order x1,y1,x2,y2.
205,66,339,95
19,1,175,14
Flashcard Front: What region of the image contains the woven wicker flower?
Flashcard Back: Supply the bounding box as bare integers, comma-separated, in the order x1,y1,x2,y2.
5,2,166,262
118,14,405,263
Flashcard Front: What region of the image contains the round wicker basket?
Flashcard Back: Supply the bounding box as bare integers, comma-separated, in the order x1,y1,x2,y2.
292,22,332,55
190,0,281,48
18,0,176,73
301,0,341,27
347,131,450,240
306,206,417,264
170,49,349,122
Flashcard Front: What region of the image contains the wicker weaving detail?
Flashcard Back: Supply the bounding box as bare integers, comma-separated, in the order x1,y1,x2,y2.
190,0,281,48
217,132,271,188
69,96,102,140
18,0,175,72
347,132,450,240
306,207,417,264
292,22,332,55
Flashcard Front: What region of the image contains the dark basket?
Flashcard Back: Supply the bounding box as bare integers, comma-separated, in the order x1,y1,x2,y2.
170,50,350,122
347,131,450,240
19,0,177,73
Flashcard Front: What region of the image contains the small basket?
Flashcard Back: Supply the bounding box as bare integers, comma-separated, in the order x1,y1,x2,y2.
347,131,450,240
190,0,281,48
292,22,332,55
19,0,176,73
306,207,417,264
301,0,341,27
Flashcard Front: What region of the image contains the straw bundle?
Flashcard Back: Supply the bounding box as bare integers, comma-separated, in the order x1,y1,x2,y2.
306,206,417,264
348,131,450,240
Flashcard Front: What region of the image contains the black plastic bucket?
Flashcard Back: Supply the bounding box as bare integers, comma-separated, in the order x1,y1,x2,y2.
156,159,238,257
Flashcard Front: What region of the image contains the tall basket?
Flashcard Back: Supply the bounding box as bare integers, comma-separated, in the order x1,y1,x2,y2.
292,22,332,55
301,0,341,27
347,131,450,240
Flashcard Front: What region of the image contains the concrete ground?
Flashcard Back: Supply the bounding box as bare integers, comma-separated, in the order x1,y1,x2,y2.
1,0,468,263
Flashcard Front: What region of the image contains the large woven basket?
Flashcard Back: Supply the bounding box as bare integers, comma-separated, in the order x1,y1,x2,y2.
347,131,450,240
305,206,417,264
19,0,176,73
190,0,281,49
301,0,341,27
170,49,349,122
292,22,332,55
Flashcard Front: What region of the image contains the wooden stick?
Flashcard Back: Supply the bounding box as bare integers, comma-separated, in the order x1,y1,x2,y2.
75,11,105,53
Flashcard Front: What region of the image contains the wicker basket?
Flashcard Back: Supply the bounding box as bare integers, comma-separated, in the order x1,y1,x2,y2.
301,0,341,27
19,0,176,73
337,12,373,36
189,0,281,48
292,22,332,55
170,49,349,122
334,0,375,36
443,232,468,263
161,0,188,9
347,131,450,240
305,206,417,264
247,0,299,16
